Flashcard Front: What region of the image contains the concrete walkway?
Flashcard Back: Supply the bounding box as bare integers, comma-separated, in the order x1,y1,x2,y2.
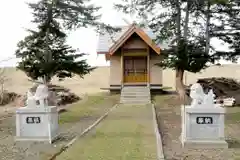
56,104,164,160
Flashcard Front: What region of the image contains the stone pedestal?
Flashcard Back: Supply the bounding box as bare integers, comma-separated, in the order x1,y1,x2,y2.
181,105,228,148
15,106,58,144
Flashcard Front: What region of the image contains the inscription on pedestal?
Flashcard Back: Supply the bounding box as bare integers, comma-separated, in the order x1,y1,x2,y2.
196,117,213,124
26,117,41,124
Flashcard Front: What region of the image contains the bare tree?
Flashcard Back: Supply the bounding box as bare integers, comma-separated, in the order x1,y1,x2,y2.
0,68,9,105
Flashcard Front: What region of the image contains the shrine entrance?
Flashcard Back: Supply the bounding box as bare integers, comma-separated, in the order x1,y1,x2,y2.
123,56,147,83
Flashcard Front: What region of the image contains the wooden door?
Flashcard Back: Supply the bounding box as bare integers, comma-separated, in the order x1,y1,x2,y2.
124,56,147,83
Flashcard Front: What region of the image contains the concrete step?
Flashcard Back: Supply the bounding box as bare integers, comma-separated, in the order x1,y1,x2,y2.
122,88,149,90
121,93,151,97
121,95,150,97
120,98,151,102
120,99,151,102
121,91,150,94
122,94,149,97
121,91,150,93
120,97,150,100
120,99,150,102
120,95,150,98
121,95,150,98
120,100,151,104
121,94,150,98
122,91,150,93
120,102,151,105
120,99,150,101
120,86,151,104
122,88,150,91
122,87,149,89
122,93,149,95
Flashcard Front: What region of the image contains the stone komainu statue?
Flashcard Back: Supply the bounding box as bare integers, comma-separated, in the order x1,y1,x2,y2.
190,83,216,108
26,84,57,107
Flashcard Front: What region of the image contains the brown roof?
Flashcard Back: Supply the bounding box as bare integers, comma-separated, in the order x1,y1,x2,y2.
108,24,161,55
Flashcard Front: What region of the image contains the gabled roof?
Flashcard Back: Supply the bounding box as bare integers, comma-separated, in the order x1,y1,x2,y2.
108,24,160,55
97,24,168,55
97,25,129,53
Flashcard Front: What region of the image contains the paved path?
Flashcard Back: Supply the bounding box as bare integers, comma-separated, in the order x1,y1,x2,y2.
57,104,162,160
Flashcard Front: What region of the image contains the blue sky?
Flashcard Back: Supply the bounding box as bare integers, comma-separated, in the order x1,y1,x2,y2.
0,0,236,67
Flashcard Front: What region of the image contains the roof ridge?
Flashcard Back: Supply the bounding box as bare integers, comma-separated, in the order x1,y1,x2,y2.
96,23,166,54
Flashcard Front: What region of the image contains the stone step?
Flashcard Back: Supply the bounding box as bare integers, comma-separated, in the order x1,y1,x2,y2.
120,99,150,101
122,88,150,91
120,86,150,104
120,101,151,104
121,95,150,98
121,88,149,91
122,91,150,93
120,95,150,97
121,91,150,94
121,98,150,101
120,99,151,102
122,87,149,89
121,93,150,97
121,94,150,98
120,103,150,105
121,95,150,97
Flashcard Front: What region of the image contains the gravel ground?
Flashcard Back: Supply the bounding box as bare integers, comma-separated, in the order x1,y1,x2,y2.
154,94,240,160
0,95,118,160
0,113,107,160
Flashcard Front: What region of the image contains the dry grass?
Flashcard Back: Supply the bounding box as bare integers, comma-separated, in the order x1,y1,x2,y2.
0,67,110,114
154,94,240,160
2,67,110,97
3,65,240,96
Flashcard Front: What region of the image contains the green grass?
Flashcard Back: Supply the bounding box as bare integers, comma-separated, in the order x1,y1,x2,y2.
59,93,119,124
226,111,240,123
56,104,157,160
223,106,240,123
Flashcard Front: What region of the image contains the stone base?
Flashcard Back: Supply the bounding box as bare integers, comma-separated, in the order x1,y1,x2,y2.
15,135,59,143
16,106,58,144
182,139,228,149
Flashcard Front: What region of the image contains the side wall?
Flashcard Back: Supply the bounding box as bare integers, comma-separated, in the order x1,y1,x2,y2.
109,54,121,85
150,54,162,85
